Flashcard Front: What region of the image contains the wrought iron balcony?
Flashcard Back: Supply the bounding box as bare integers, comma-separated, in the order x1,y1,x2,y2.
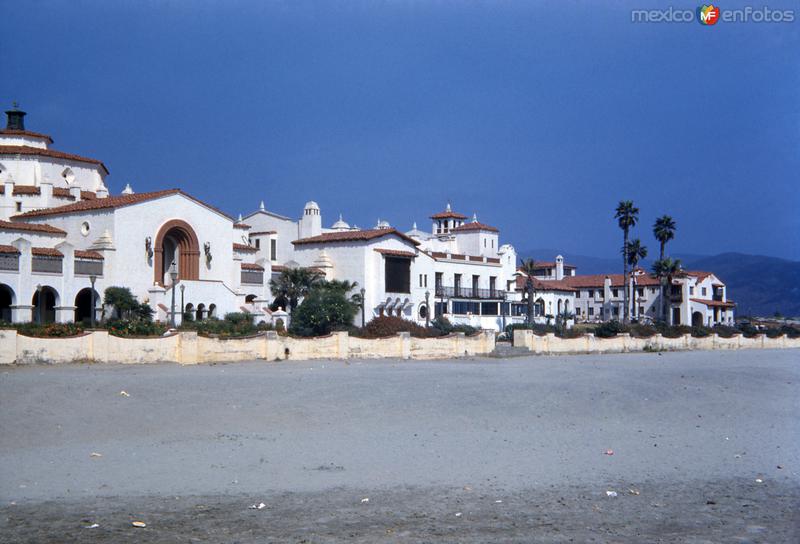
435,285,506,300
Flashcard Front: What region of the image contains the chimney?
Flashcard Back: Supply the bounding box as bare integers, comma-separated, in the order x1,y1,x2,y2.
95,184,109,199
69,186,81,201
5,102,26,130
555,255,564,281
40,176,53,207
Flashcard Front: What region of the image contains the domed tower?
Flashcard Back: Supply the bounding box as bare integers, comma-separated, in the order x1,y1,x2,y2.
299,201,322,239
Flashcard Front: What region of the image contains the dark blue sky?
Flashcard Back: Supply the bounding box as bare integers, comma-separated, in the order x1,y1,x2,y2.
3,1,798,260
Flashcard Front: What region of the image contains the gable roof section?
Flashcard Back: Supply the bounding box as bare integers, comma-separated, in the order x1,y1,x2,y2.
293,228,420,247
0,129,54,144
452,221,499,233
430,210,467,220
0,219,66,235
11,188,234,221
514,275,577,292
0,145,109,174
557,273,662,289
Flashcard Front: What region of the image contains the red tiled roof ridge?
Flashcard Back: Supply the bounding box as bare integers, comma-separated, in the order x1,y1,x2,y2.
0,129,54,144
233,243,258,252
11,188,235,222
374,248,417,258
0,144,108,174
292,228,420,247
430,210,468,220
452,221,499,233
0,244,21,254
240,262,264,270
234,223,251,230
32,247,62,257
0,185,97,201
75,249,104,260
0,219,66,235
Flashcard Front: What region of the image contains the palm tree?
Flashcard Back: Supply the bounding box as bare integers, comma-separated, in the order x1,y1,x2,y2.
652,257,682,325
318,279,362,305
652,215,677,322
268,267,324,313
614,200,639,323
518,258,538,325
625,239,648,320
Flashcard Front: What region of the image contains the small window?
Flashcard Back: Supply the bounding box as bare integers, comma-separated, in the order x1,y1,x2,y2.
80,221,90,236
61,168,75,184
254,239,260,249
15,201,22,212
702,287,707,296
690,286,695,295
612,289,619,297
588,307,594,316
270,239,277,261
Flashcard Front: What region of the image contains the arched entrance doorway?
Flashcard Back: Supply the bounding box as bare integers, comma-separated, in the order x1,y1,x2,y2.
692,311,704,328
74,288,100,325
154,220,200,286
32,286,58,324
196,303,206,321
0,284,14,322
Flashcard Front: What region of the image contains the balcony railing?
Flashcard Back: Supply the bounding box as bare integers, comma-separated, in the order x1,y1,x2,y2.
669,288,683,303
75,259,103,276
0,254,19,271
32,256,62,274
241,270,264,285
435,285,506,300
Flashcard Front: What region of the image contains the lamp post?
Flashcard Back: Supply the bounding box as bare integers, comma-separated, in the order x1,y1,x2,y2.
89,275,97,328
179,283,185,325
168,262,178,327
36,284,42,324
425,290,430,328
360,287,366,327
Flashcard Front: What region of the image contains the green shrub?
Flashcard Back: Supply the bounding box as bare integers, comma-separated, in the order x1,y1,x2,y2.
432,316,477,336
779,325,800,339
595,320,629,338
183,312,268,338
15,322,84,338
289,288,358,337
629,324,657,338
691,326,712,338
737,322,760,338
107,319,168,337
355,316,436,339
712,325,739,338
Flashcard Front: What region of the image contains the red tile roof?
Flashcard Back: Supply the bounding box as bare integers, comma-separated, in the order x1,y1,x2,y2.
556,273,661,289
240,262,264,270
234,223,251,230
0,145,108,174
374,248,417,258
0,129,54,144
452,221,499,233
233,243,258,252
690,298,735,308
0,244,20,254
75,249,103,260
0,185,96,201
32,247,62,257
686,271,715,283
250,230,276,236
430,210,467,220
0,219,66,235
515,274,577,292
292,228,420,247
526,261,577,269
11,188,234,221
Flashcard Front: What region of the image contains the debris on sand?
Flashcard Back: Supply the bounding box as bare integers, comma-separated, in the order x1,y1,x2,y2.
605,491,618,498
119,391,130,397
131,521,146,528
90,452,103,458
755,478,763,483
361,497,369,503
604,449,614,456
249,502,266,510
84,523,99,529
455,512,462,517
628,488,640,496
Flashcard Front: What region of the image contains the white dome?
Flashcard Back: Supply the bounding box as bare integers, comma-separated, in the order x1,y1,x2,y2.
331,214,350,230
375,218,391,230
304,201,320,210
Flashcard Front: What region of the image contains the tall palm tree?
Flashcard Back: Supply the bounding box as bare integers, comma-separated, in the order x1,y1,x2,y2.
652,257,682,325
268,267,323,313
614,200,639,323
652,215,677,322
625,239,648,320
518,258,538,325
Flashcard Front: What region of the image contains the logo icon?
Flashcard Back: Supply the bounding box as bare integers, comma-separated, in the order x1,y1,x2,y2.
698,5,720,25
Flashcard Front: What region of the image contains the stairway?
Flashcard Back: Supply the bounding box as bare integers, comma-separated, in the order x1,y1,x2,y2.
491,341,531,358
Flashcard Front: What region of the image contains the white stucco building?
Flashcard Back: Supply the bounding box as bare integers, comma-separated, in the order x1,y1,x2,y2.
0,107,269,324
